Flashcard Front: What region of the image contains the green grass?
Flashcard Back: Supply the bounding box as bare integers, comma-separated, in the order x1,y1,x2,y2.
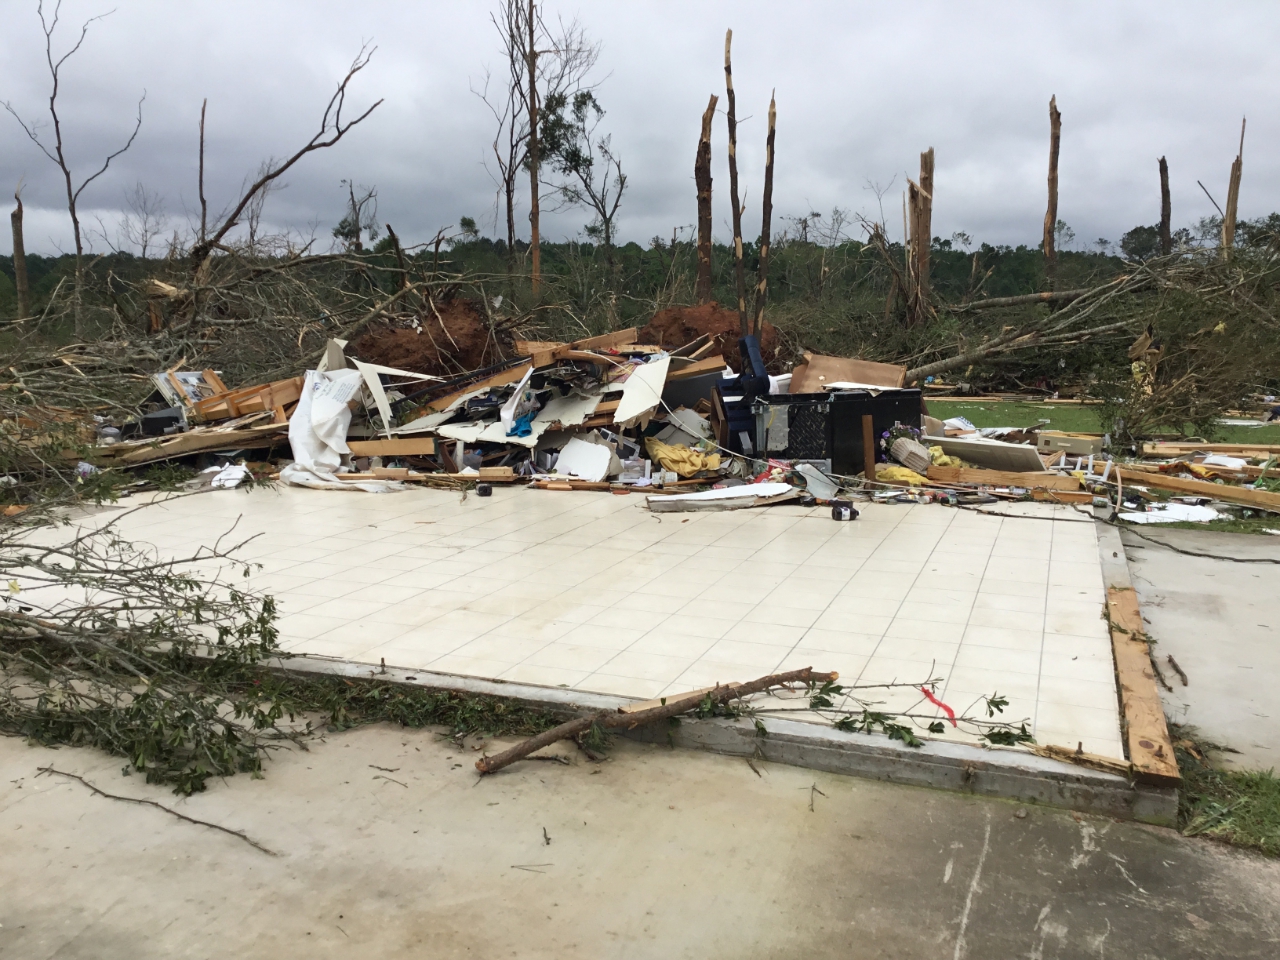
1174,727,1280,857
928,399,1280,444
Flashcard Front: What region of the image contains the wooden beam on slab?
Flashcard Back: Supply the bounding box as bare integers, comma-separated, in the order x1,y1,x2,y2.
1116,466,1280,512
927,465,1082,491
1106,586,1179,785
347,438,436,457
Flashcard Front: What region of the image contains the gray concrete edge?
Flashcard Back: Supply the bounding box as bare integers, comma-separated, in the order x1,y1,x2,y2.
269,653,1177,826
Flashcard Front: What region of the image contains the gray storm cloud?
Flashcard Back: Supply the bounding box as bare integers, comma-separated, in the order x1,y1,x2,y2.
1,0,1276,256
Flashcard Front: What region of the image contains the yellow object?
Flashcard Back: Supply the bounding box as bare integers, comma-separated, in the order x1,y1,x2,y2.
928,445,962,468
876,465,928,485
644,437,721,478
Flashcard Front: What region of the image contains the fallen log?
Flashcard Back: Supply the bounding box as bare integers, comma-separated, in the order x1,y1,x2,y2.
475,666,836,775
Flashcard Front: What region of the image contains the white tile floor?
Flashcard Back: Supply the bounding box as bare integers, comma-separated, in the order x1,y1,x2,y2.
82,485,1124,758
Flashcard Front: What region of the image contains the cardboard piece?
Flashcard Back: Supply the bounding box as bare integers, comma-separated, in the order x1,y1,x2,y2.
789,354,906,393
646,481,798,513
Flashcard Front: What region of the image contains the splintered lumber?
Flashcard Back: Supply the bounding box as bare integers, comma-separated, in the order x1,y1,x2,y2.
475,666,837,775
192,376,304,422
1106,586,1179,785
927,466,1081,491
515,328,640,368
1031,744,1134,778
100,422,289,466
347,438,436,457
1116,466,1280,512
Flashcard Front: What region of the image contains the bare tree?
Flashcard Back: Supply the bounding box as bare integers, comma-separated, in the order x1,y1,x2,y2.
1158,156,1171,257
750,92,776,337
1042,95,1062,290
188,45,382,282
119,182,166,260
3,1,145,334
724,29,747,337
475,2,528,282
694,94,718,303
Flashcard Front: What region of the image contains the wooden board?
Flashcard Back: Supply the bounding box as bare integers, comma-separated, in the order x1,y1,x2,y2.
667,355,726,380
347,438,436,457
1116,466,1280,511
425,363,531,413
1030,488,1095,503
1106,586,1180,785
927,465,1081,490
1142,442,1280,457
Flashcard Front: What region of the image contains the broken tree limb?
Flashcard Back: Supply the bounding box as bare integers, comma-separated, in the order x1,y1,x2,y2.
475,666,836,775
695,93,718,304
952,287,1095,311
1043,95,1062,290
37,766,277,855
724,29,748,338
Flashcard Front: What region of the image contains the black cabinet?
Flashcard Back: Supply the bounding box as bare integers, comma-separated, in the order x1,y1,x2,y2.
750,389,922,475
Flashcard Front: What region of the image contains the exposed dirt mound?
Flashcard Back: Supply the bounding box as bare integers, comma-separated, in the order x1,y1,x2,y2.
637,301,785,373
350,298,505,377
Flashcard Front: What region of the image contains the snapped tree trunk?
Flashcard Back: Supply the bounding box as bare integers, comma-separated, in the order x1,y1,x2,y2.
916,147,934,301
751,92,776,338
724,29,747,338
10,192,30,323
1221,118,1245,260
694,93,718,304
526,0,541,294
1158,156,1171,256
1043,96,1062,291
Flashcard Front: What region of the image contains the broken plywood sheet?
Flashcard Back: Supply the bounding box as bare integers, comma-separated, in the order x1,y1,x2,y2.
613,356,671,426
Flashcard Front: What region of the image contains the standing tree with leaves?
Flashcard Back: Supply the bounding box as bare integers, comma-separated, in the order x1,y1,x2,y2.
3,1,145,335
541,91,627,269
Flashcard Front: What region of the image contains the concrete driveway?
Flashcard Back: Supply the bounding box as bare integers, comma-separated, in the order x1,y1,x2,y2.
1122,526,1280,771
1,725,1276,959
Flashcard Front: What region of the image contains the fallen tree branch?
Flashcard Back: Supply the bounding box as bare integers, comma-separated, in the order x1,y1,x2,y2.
36,766,277,855
475,666,836,775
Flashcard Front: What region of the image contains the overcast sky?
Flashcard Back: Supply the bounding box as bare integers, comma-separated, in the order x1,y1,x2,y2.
1,0,1276,258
